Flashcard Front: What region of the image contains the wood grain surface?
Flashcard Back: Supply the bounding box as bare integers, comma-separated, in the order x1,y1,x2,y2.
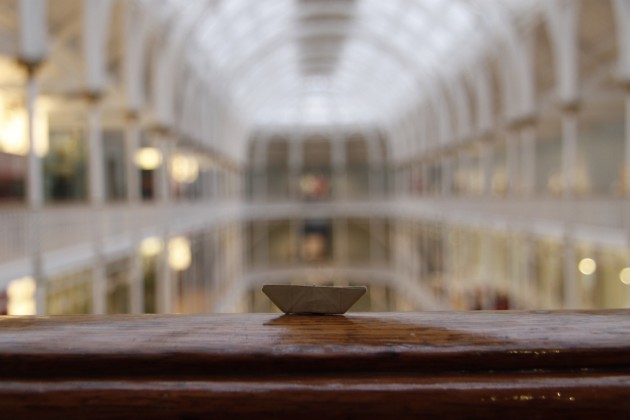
1,310,630,418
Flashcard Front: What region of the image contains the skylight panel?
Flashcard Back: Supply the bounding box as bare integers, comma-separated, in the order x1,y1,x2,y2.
219,0,247,17
403,10,429,33
156,0,535,129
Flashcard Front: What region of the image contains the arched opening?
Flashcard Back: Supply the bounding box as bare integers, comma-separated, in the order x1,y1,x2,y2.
534,17,563,196
576,0,625,196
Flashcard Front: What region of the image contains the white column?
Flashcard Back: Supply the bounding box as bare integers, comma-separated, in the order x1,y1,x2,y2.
157,238,172,314
202,232,213,311
84,1,111,317
206,168,213,200
127,116,144,314
482,143,494,196
214,230,223,293
223,171,230,201
563,239,579,309
400,167,407,196
258,221,269,268
506,131,520,196
479,231,493,309
25,71,46,314
125,115,141,203
210,229,220,295
420,162,429,195
253,139,267,201
288,138,303,199
521,125,537,196
87,99,106,314
521,235,534,308
88,101,105,204
545,1,579,196
18,0,48,65
26,76,43,209
613,0,630,194
223,170,230,200
624,90,630,196
19,0,48,315
220,228,228,291
83,0,113,95
509,233,521,309
334,218,348,265
213,169,220,200
369,219,382,265
420,224,429,283
230,170,236,199
237,170,244,198
156,132,171,203
226,171,233,200
129,244,144,314
394,167,402,196
236,224,244,289
391,223,403,308
291,218,300,265
236,170,242,199
561,108,579,198
367,135,382,197
454,151,463,195
441,225,453,305
19,0,46,188
331,137,346,199
442,157,452,196
387,166,395,195
220,230,230,296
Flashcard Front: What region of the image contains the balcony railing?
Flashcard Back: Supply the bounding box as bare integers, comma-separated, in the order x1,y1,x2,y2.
1,196,629,285
0,201,244,267
1,310,629,417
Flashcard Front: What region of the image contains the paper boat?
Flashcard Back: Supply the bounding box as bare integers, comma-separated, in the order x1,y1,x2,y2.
262,284,367,314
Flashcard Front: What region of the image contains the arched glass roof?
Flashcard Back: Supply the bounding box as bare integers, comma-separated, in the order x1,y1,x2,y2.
146,0,541,129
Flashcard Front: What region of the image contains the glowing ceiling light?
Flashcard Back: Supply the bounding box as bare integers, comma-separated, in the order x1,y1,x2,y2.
135,147,163,170
170,154,199,184
578,258,596,276
7,276,36,315
168,236,192,271
620,268,630,285
0,108,27,156
140,237,163,257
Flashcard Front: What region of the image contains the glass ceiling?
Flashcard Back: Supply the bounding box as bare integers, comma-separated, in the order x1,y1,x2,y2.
145,0,541,129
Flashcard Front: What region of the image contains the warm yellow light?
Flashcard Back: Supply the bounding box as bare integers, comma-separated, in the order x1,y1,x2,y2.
0,96,50,157
168,236,192,271
7,276,36,315
620,268,630,285
140,237,163,257
170,154,199,183
301,233,326,261
8,276,36,298
578,258,597,275
0,108,27,155
300,175,318,195
135,147,163,170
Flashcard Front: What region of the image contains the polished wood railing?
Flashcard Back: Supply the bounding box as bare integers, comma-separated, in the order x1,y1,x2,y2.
1,310,630,418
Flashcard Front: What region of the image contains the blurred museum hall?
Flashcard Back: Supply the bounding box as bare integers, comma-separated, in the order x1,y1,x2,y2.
1,0,630,315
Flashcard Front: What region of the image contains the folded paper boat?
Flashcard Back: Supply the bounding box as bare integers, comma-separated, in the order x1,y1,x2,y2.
262,284,367,314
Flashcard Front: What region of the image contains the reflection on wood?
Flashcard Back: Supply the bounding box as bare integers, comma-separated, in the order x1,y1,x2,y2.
1,311,630,418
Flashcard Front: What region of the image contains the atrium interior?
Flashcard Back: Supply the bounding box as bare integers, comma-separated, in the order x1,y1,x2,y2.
1,0,630,315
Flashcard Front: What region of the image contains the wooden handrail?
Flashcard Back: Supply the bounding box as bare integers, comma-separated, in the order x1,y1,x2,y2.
1,311,630,418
